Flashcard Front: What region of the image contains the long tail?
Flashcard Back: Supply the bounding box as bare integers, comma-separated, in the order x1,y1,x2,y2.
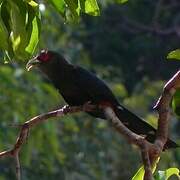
114,105,178,150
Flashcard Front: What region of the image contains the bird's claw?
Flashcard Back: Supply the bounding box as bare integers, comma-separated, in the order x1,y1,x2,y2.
83,101,96,112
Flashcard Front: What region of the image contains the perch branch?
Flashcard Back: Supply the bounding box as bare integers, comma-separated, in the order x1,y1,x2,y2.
0,102,96,180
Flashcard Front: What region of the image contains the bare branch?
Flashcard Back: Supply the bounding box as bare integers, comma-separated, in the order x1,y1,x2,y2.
123,16,176,36
102,106,154,180
154,70,180,150
0,103,96,159
0,102,96,179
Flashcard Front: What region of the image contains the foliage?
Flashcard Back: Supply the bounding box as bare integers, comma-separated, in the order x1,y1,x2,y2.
0,0,101,61
0,0,179,179
132,158,160,180
132,159,180,180
0,0,40,61
167,49,180,61
0,0,131,62
154,168,180,180
167,49,180,117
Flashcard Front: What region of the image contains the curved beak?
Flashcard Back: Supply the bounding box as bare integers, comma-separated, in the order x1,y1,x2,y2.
26,56,40,71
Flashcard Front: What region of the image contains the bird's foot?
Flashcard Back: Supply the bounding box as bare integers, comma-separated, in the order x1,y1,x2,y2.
83,101,96,112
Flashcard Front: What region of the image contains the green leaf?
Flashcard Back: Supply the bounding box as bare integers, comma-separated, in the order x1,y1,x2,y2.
64,0,79,19
0,2,9,50
172,90,180,117
0,1,11,33
49,0,66,16
6,0,41,60
167,49,180,60
132,166,144,180
9,0,28,59
25,5,41,55
116,0,128,3
79,0,100,16
132,158,160,180
25,16,40,54
155,168,180,180
26,0,38,7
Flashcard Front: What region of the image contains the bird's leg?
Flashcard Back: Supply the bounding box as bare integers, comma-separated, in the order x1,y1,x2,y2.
82,101,97,112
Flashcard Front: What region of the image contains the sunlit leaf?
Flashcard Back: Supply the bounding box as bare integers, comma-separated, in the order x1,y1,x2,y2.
25,15,40,54
155,168,180,180
26,0,38,7
24,4,40,57
132,158,160,180
49,0,66,16
132,166,144,180
167,49,180,60
79,0,100,16
0,0,40,61
9,0,28,59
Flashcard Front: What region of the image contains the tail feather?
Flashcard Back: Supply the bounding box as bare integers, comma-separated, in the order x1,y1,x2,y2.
87,104,178,150
114,105,178,150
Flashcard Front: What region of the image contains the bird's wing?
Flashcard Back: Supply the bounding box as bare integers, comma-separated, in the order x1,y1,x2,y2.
72,66,119,105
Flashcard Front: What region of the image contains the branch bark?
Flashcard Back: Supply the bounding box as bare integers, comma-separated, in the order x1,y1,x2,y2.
154,70,180,151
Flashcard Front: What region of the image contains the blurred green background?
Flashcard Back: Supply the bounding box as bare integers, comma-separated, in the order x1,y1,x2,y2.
0,0,180,179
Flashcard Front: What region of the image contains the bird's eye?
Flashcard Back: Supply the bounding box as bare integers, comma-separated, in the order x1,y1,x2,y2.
37,50,50,62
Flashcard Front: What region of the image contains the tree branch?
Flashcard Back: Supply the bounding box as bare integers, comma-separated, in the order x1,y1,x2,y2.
102,70,180,179
102,106,154,180
154,70,180,150
122,16,176,36
0,102,96,180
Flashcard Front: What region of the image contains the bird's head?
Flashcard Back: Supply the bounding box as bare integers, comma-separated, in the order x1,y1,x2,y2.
26,49,69,72
26,49,51,71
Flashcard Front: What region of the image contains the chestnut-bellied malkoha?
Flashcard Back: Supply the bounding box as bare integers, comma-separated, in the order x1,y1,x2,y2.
26,50,178,150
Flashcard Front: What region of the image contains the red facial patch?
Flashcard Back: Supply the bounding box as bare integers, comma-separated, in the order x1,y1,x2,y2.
37,50,51,62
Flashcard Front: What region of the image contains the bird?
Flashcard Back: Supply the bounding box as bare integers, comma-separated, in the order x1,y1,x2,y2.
26,49,178,150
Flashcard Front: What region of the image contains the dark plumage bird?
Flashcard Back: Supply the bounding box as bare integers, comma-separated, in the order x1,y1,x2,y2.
26,50,178,150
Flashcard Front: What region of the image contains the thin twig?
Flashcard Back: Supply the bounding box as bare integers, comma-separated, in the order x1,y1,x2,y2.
15,152,20,180
152,0,164,27
141,143,153,180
